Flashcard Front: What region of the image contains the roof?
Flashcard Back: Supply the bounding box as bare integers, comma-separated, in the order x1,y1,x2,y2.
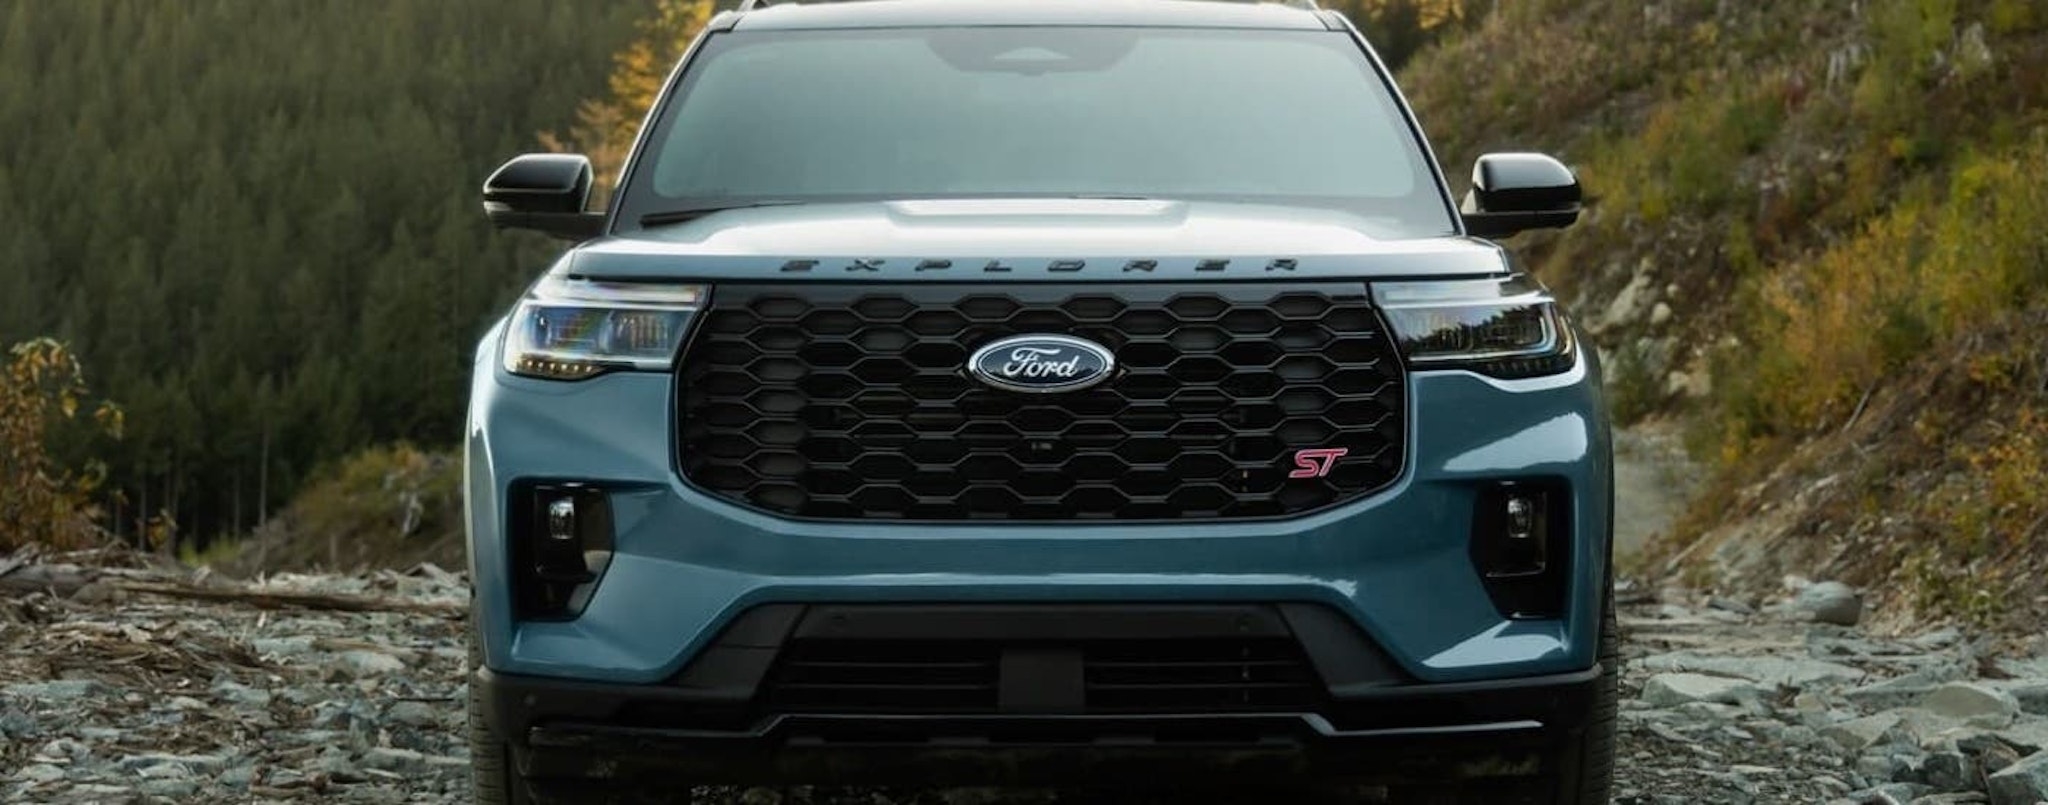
729,0,1334,32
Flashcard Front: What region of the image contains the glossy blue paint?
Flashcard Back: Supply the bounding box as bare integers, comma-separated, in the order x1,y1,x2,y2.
465,331,1611,687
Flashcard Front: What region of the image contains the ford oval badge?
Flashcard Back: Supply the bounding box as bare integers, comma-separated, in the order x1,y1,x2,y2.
968,334,1116,394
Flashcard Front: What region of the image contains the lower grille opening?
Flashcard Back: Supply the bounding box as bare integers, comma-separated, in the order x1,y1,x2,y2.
763,637,1323,715
1085,638,1321,712
768,640,1001,714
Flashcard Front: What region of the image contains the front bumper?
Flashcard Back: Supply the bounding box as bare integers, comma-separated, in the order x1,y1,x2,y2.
465,344,1611,687
477,603,1602,786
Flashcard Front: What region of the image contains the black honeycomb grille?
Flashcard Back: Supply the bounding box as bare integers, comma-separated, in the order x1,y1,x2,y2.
677,284,1406,521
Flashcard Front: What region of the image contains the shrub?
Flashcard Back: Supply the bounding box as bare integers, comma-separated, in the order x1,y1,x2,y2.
0,339,123,551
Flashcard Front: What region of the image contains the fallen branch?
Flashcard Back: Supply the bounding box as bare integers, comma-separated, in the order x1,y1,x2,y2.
115,581,465,617
0,563,98,598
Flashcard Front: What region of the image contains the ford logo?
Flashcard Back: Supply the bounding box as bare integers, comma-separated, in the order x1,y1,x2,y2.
967,334,1116,394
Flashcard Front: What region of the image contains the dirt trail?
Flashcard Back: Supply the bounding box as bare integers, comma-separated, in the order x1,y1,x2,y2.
1612,421,1702,562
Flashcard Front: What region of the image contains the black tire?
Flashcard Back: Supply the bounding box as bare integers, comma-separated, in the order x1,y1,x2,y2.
468,632,526,805
1548,585,1619,805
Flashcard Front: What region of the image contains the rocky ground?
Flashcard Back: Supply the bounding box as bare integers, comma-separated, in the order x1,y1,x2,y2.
5,552,2048,804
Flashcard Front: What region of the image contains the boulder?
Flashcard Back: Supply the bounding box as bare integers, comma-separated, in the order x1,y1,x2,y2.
1825,713,1905,751
1643,673,1764,707
1986,751,2048,805
1923,683,2023,729
1794,581,1863,626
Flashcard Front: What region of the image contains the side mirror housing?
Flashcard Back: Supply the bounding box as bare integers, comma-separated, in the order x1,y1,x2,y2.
1460,153,1582,239
483,154,605,241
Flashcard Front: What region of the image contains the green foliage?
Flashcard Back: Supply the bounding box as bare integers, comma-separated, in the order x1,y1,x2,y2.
0,0,644,548
0,339,123,551
223,443,463,573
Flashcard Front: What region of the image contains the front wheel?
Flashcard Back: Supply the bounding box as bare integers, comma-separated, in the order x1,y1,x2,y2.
467,632,524,805
1546,589,1619,804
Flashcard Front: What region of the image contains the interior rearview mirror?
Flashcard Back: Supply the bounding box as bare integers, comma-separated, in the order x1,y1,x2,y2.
1460,153,1582,239
482,154,605,241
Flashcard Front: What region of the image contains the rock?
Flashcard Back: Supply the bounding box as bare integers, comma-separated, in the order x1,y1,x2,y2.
1649,301,1674,327
1666,368,1712,398
1,679,104,702
1909,794,1991,804
136,778,202,799
1998,720,2048,753
116,752,228,776
1915,750,1977,792
1851,675,1950,711
1998,681,2048,717
1827,713,1905,751
1640,650,1866,688
1643,673,1764,707
1595,269,1656,334
211,679,272,710
15,763,65,783
309,748,366,783
1923,683,2023,729
334,648,406,677
1795,581,1863,626
1709,596,1756,615
1986,751,2048,805
362,747,428,774
386,699,443,727
1908,627,1965,651
217,763,257,789
1856,783,1937,804
249,635,318,658
1980,742,2024,774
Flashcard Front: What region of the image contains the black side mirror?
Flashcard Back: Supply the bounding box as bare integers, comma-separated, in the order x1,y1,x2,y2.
1460,153,1582,239
482,154,605,241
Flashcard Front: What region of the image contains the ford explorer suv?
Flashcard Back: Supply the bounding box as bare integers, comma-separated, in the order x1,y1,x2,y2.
465,0,1614,802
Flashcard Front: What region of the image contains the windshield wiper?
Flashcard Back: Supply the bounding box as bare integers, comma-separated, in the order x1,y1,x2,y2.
639,201,805,227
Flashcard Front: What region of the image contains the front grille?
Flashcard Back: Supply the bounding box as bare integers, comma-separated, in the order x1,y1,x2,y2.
763,638,1321,715
677,283,1406,520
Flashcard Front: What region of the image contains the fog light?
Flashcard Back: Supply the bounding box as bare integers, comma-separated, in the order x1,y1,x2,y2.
514,484,614,619
546,498,578,542
1470,481,1568,619
1505,495,1537,541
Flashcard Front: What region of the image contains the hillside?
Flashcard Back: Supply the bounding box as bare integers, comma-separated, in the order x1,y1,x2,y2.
0,0,644,550
1398,0,2048,632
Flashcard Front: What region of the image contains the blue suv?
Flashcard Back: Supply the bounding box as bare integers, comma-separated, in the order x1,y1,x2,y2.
466,0,1614,802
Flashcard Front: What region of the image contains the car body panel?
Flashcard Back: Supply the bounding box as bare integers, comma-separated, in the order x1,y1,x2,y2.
466,319,1611,687
570,200,1508,282
730,0,1333,32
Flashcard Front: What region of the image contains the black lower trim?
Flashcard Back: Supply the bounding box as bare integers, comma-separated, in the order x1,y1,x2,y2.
478,603,1600,785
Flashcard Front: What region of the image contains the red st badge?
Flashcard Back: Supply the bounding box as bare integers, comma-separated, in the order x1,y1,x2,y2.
1288,448,1349,479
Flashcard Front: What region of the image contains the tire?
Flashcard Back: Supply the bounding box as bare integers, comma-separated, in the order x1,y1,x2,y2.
468,631,525,805
1548,584,1619,805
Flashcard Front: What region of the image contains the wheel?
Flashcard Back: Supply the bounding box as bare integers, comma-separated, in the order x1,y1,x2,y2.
1547,583,1619,805
468,631,525,805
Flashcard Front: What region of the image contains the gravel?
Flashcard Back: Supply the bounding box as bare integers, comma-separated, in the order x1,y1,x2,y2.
6,559,2048,804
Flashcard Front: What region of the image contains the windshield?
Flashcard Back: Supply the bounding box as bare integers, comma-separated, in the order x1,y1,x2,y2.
619,26,1456,238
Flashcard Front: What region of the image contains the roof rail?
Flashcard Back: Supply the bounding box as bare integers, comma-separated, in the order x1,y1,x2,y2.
735,0,1320,14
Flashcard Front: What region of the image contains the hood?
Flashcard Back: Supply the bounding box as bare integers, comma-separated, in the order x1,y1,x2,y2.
564,198,1508,282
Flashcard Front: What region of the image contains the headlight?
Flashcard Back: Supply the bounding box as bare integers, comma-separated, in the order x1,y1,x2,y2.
1372,275,1575,379
502,275,706,380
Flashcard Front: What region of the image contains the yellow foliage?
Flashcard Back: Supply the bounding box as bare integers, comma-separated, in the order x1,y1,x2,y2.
541,0,714,194
0,339,123,551
1714,135,2048,455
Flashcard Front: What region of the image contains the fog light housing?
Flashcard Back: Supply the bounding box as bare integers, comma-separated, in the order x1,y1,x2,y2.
1470,481,1569,619
512,483,614,619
